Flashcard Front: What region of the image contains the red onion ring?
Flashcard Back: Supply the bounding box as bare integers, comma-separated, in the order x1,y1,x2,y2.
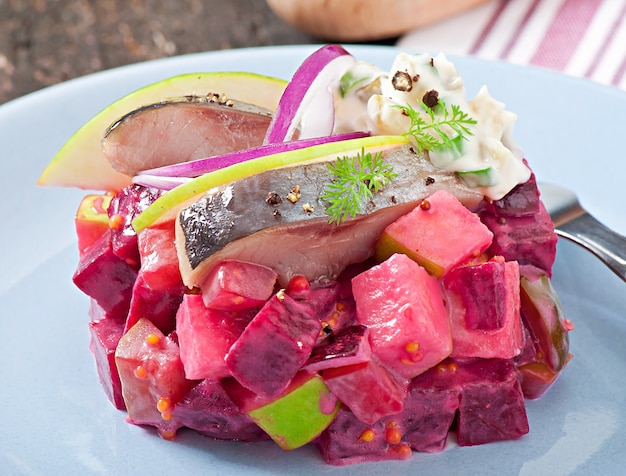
263,44,356,144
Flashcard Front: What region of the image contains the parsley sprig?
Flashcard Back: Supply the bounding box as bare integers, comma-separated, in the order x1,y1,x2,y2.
322,148,398,224
398,101,477,154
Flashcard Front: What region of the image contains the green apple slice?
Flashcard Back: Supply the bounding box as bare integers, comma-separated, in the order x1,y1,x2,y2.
38,72,287,191
131,134,411,233
247,372,341,450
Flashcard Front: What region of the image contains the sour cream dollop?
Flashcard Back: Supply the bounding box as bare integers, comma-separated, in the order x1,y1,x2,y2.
333,52,531,200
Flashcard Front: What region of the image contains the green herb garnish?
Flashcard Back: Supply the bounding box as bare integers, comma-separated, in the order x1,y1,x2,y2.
338,71,368,98
398,101,477,153
322,148,398,224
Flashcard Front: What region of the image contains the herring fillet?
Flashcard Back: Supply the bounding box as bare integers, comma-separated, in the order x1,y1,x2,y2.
102,98,273,177
175,143,484,288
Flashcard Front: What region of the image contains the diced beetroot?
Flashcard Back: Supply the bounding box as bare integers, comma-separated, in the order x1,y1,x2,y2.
72,229,137,319
304,325,372,372
125,275,184,335
177,294,254,380
172,378,268,442
326,298,358,332
442,258,523,359
406,358,528,451
315,406,413,466
108,184,163,268
311,283,358,334
401,364,461,452
286,276,339,314
136,223,184,291
352,253,452,380
322,357,407,425
125,224,186,334
375,190,493,277
481,201,557,275
201,259,278,311
75,193,112,253
317,361,462,465
337,259,375,299
485,165,540,217
285,275,356,335
455,358,529,446
318,360,461,464
320,361,459,464
115,318,197,438
288,276,333,304
226,293,321,397
319,356,529,462
516,265,573,398
88,313,126,410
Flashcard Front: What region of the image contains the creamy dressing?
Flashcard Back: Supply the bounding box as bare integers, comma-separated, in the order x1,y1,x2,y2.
333,52,530,200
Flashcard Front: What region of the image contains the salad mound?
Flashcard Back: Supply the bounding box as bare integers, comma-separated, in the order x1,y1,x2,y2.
47,45,572,466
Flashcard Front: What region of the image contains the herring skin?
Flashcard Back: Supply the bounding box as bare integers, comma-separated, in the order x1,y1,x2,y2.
176,143,483,288
102,98,273,177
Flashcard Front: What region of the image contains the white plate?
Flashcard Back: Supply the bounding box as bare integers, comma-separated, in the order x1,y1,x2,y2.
1,45,625,476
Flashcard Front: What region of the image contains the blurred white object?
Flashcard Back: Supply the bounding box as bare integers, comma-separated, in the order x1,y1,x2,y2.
266,0,495,41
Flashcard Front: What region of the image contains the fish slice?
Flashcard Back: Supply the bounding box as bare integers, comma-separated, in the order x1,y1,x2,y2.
538,182,626,282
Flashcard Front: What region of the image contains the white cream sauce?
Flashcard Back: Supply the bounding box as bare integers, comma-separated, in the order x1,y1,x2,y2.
333,52,531,200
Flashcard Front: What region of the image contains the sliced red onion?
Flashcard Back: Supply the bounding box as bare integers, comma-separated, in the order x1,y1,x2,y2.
132,175,191,190
263,44,357,144
137,131,368,178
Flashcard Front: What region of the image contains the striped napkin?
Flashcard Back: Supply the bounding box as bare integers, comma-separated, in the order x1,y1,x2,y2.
397,0,626,90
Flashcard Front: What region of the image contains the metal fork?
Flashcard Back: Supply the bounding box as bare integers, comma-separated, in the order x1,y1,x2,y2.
538,182,626,282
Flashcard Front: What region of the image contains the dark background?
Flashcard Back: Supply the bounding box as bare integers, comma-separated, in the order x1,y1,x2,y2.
0,0,323,105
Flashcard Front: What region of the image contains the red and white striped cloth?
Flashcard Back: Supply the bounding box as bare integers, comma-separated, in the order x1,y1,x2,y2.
397,0,626,90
